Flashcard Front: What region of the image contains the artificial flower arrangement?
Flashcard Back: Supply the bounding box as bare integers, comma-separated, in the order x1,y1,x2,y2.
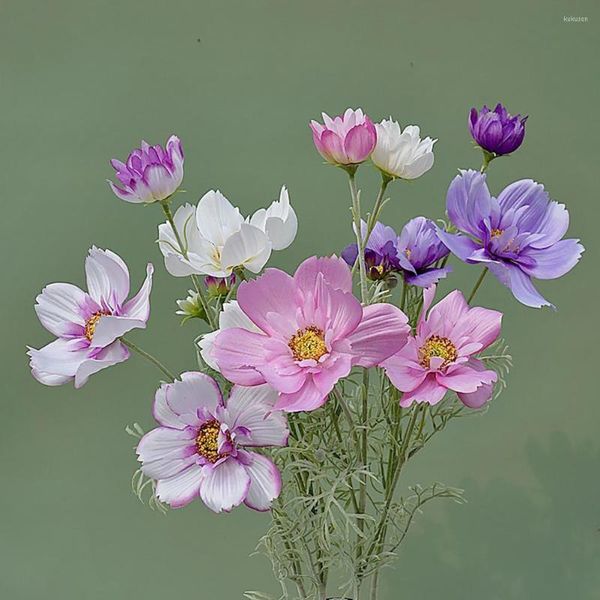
28,104,583,599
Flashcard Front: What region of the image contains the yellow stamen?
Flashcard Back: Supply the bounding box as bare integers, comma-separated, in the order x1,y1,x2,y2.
418,335,457,369
196,419,228,463
84,311,109,341
288,326,328,361
404,248,412,259
490,228,503,239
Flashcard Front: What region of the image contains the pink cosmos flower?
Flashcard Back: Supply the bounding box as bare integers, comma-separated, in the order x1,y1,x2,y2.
310,108,377,166
108,135,184,203
212,256,410,412
28,247,153,388
382,285,502,408
136,373,288,512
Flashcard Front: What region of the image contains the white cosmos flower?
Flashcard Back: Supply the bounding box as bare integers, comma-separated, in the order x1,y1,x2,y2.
158,190,272,278
371,118,436,180
249,186,298,251
198,300,260,371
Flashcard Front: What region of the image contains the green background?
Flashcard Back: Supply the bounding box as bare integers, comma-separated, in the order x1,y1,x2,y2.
2,0,598,598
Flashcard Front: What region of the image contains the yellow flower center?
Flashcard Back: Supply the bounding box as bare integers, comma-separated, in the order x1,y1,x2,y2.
288,326,328,361
84,311,109,341
196,419,229,463
490,228,503,239
418,335,457,369
404,248,412,259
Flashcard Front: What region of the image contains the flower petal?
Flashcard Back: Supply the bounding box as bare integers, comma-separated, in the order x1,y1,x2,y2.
85,247,130,309
213,328,270,385
220,223,272,274
137,427,197,479
487,262,554,309
518,239,584,280
199,458,251,513
73,340,130,388
166,372,223,421
274,377,327,412
90,315,147,348
155,464,204,509
242,452,282,512
399,374,447,408
34,283,87,337
294,256,353,293
122,263,154,320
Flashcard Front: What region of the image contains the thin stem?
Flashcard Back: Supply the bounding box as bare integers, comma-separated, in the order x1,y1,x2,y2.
120,337,176,381
467,267,489,304
159,200,215,328
348,173,368,303
400,281,408,311
480,150,495,173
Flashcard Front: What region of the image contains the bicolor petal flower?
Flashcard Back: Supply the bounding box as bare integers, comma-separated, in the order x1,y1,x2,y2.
108,135,184,203
28,248,153,388
136,373,288,512
382,285,502,408
371,119,436,180
341,218,450,287
437,170,584,308
250,186,298,251
211,256,410,412
310,108,377,166
158,191,272,278
469,103,527,156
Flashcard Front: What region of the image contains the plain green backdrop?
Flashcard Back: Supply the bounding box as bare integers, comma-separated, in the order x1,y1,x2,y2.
1,0,599,598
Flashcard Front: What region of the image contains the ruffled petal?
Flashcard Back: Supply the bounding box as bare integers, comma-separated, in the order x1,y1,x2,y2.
155,464,204,509
487,262,553,309
199,458,251,513
399,374,447,408
73,340,130,388
220,223,272,274
212,328,270,385
34,283,88,337
137,427,197,479
274,377,327,413
294,256,353,294
242,452,282,512
122,263,154,320
89,315,147,348
166,372,222,422
518,239,584,280
85,247,130,309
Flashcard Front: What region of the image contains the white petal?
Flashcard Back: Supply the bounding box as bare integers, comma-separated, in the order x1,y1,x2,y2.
195,190,243,247
35,283,87,337
199,458,250,513
28,338,89,383
122,263,154,321
243,452,282,512
153,381,186,428
156,464,204,508
137,427,197,479
85,247,130,309
166,372,223,420
73,340,130,388
89,315,147,348
221,223,272,273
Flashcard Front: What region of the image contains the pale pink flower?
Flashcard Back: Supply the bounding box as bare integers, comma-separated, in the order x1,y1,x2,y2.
28,247,153,388
382,285,502,408
137,373,288,512
212,256,410,412
310,108,377,166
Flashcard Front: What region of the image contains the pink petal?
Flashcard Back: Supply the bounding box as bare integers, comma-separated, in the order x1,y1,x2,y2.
274,377,327,413
344,122,376,163
242,451,282,512
294,255,353,294
259,344,306,394
399,374,448,408
236,269,300,338
137,427,197,479
382,339,427,392
318,129,347,163
312,353,353,395
108,180,142,203
155,464,204,509
425,289,469,336
213,328,270,386
347,304,410,368
456,358,495,408
224,384,288,447
436,363,497,393
450,306,502,353
199,458,251,513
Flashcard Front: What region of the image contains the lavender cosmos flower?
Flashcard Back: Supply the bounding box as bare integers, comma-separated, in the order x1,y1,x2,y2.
310,108,377,166
212,256,410,412
28,248,153,387
437,170,584,308
137,373,288,512
383,284,502,408
342,218,451,287
469,103,527,156
108,135,184,203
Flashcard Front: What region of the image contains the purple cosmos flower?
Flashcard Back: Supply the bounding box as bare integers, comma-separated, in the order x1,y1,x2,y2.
342,218,451,287
310,108,377,166
108,135,184,203
383,284,502,408
28,247,153,387
137,373,288,512
469,103,527,156
212,256,410,412
437,170,584,308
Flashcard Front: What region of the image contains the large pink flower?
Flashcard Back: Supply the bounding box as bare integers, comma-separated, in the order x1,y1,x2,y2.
212,256,410,412
382,285,502,408
28,247,153,388
310,108,377,166
137,373,288,512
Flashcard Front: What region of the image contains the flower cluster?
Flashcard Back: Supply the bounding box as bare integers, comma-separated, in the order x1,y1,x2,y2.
28,103,583,596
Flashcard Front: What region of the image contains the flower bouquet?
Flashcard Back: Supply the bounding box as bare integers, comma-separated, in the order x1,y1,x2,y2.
28,104,583,599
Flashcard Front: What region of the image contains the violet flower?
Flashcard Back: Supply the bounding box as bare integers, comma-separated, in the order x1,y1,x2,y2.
437,170,584,308
469,103,527,156
342,218,451,287
108,135,184,203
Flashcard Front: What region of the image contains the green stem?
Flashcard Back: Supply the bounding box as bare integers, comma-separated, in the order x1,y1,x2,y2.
159,200,215,328
400,281,408,311
348,173,368,304
467,267,489,304
120,337,176,381
480,150,495,173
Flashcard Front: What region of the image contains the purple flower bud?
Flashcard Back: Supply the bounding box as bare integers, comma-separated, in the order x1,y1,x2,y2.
469,103,527,156
205,274,236,297
108,135,184,203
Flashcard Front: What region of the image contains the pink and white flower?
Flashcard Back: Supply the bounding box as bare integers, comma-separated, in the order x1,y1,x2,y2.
382,285,502,408
28,247,153,388
136,373,288,512
310,108,377,166
212,256,410,412
108,135,184,204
